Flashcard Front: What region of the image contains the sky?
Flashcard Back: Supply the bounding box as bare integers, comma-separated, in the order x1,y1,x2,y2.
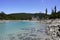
0,0,60,14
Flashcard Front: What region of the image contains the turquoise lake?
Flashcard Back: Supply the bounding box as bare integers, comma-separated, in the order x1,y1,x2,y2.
0,21,48,40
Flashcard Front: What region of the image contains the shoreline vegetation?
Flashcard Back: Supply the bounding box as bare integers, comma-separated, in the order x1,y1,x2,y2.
0,6,60,20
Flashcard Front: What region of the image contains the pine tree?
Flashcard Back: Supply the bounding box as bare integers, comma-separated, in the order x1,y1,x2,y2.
54,6,57,14
46,8,47,15
51,6,57,19
45,8,48,19
51,9,54,15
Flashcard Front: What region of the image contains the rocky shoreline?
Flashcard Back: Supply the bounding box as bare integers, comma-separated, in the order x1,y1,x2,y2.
44,19,60,40
0,20,40,22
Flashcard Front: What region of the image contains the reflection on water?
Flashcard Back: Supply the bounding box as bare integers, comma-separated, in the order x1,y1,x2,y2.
0,21,48,40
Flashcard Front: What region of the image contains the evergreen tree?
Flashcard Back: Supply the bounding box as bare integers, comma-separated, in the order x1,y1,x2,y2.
54,6,57,14
46,8,47,15
45,8,48,19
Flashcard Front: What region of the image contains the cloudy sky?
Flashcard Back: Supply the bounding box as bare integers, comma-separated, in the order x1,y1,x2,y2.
0,0,60,14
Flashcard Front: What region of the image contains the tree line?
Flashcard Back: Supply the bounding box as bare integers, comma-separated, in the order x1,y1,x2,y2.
0,6,60,20
0,12,46,20
48,6,60,19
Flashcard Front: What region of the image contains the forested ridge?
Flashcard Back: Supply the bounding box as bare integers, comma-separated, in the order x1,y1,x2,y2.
0,6,60,20
0,12,46,20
